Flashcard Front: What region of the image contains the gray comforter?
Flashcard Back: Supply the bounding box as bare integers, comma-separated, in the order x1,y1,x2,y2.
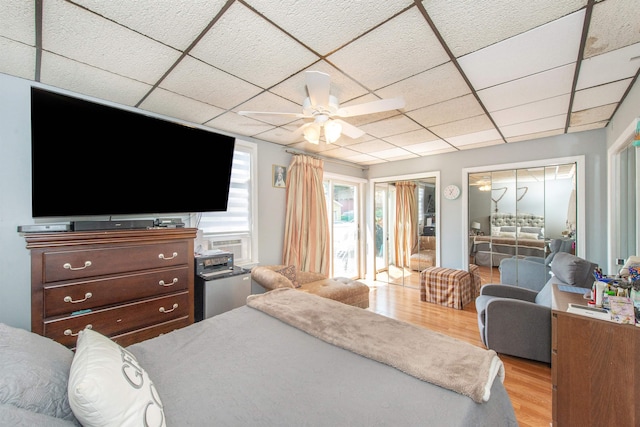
127,304,517,426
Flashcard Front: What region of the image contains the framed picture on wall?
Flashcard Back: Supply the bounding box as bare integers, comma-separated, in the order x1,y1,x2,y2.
273,165,286,188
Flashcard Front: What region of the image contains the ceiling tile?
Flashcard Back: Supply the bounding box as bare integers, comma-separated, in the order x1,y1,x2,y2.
407,94,484,128
341,152,381,164
568,120,609,133
570,103,617,127
73,0,228,50
359,115,422,138
584,0,640,58
189,2,318,89
160,56,262,109
491,94,571,127
572,78,631,111
140,88,226,124
43,0,182,85
384,129,440,146
458,10,584,90
425,0,586,57
375,62,471,111
243,0,413,56
576,42,640,90
506,128,564,143
0,0,35,44
205,111,273,136
40,52,152,106
403,139,454,155
370,148,419,162
328,7,450,90
500,114,567,138
252,126,300,145
477,64,575,112
430,114,496,138
446,128,503,147
457,139,505,151
0,38,35,80
348,139,396,153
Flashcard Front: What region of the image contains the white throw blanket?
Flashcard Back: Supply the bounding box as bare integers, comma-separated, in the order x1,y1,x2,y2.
247,288,505,403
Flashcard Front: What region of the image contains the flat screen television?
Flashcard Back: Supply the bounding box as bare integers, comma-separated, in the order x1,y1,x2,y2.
30,87,235,218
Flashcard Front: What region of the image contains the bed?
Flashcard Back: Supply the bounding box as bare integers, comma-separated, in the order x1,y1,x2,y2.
471,213,547,267
1,289,517,427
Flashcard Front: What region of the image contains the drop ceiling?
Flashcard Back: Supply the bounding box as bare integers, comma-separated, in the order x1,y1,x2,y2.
1,0,639,166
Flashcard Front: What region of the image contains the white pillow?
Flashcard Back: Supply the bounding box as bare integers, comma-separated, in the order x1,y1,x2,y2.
68,328,165,427
517,232,540,240
499,231,516,238
491,226,501,236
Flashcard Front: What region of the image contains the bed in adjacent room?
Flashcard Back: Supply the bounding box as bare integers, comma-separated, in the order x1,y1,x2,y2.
1,289,517,427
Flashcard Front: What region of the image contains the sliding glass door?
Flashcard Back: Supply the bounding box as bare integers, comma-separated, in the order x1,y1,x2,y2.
324,178,361,279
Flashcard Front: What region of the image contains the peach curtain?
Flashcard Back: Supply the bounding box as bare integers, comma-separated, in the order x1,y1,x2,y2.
394,181,417,267
282,155,330,274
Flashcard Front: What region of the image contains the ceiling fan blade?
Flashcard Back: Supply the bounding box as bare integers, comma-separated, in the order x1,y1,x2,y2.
334,119,365,139
238,110,306,118
335,97,405,117
306,71,331,107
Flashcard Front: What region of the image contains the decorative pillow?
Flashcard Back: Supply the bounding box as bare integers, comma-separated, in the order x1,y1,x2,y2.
275,265,300,288
517,232,539,240
68,328,165,427
491,226,501,236
520,226,541,235
499,231,516,238
551,252,581,285
500,226,517,233
0,323,78,424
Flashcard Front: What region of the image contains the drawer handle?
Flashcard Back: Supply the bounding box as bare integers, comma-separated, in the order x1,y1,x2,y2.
159,278,178,287
63,292,93,304
63,261,92,270
159,303,178,313
158,252,178,260
64,324,92,337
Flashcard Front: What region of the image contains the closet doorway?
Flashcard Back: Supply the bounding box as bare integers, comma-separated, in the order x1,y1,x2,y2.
370,173,439,288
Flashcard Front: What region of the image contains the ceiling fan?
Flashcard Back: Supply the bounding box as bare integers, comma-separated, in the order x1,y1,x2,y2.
238,71,405,144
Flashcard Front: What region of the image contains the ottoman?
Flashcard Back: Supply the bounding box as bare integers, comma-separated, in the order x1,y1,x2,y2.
420,264,481,309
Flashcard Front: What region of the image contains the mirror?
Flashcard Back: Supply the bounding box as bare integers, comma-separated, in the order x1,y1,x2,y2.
468,163,577,287
374,177,437,288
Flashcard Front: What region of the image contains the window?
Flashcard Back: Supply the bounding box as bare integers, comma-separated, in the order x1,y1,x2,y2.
197,140,257,265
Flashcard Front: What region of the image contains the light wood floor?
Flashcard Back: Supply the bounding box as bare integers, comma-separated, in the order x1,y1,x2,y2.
362,267,552,427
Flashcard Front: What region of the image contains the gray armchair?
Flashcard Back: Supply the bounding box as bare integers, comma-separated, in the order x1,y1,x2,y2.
499,238,574,291
476,252,596,363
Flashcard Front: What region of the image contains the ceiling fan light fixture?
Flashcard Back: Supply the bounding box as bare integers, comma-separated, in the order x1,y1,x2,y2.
303,123,321,144
324,120,342,144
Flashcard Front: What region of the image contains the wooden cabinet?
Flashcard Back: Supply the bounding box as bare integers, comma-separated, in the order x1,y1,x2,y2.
551,284,640,426
26,228,197,348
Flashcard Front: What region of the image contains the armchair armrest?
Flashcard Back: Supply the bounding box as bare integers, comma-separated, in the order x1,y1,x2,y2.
480,284,538,302
251,266,295,291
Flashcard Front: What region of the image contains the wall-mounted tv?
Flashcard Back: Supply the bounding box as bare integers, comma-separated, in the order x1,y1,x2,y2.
30,87,235,218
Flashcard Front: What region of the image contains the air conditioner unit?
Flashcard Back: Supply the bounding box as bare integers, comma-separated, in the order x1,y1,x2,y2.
209,238,247,261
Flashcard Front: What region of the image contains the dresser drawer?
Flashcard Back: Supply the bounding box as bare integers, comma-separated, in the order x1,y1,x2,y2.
44,291,190,347
42,241,189,282
111,317,191,348
44,266,189,317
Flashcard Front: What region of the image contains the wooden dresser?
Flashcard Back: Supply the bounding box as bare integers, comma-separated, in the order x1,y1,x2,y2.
551,283,640,426
25,228,197,348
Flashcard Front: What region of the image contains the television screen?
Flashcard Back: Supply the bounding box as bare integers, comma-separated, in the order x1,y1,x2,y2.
30,87,235,218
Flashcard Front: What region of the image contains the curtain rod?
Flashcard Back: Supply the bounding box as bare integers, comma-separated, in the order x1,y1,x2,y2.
284,149,369,171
